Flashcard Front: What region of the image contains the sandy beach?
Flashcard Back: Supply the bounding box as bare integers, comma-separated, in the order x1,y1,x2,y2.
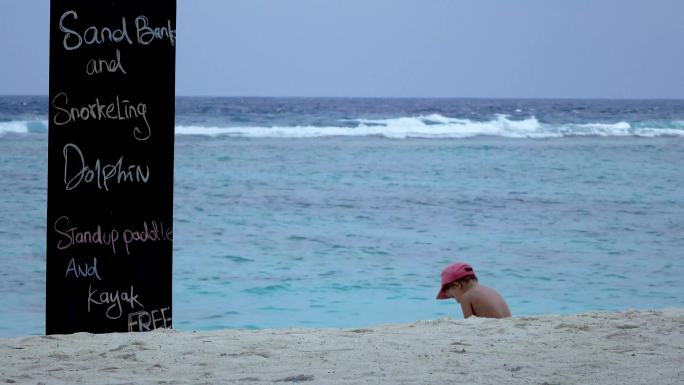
1,309,683,384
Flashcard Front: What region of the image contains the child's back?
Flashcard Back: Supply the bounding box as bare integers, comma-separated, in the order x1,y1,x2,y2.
458,282,511,319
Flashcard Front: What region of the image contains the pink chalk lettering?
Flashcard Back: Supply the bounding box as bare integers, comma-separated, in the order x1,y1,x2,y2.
54,216,119,255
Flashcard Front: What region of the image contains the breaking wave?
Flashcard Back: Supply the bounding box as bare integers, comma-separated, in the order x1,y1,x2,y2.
174,114,684,139
4,115,684,139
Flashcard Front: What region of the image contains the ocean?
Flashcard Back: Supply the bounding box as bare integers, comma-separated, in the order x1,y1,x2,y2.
1,96,683,337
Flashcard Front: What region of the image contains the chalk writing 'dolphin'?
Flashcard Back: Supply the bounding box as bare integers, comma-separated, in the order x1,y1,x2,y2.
88,285,144,320
52,92,151,141
63,143,150,191
59,10,176,50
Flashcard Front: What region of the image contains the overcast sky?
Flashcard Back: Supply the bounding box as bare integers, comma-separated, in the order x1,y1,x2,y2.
1,0,683,98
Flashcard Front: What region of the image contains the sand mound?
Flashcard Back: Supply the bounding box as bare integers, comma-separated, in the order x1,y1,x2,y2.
2,309,683,384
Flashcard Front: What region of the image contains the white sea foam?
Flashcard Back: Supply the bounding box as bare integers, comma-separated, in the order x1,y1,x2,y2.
175,114,684,139
0,120,48,137
3,116,684,139
176,115,548,139
0,121,30,136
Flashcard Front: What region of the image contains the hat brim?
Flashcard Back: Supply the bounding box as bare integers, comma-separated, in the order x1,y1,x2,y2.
436,286,449,300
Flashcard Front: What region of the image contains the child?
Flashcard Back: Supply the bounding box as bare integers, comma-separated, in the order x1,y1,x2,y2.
436,262,511,319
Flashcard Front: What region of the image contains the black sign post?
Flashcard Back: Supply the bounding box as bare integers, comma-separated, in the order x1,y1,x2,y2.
46,0,176,334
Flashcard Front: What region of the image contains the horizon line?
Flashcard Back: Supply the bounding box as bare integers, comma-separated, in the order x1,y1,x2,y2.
2,93,684,102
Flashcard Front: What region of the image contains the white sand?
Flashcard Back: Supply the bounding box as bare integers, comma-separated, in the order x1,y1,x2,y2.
2,309,683,385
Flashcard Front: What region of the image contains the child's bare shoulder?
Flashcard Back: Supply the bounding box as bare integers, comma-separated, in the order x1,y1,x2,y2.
462,284,505,307
465,284,491,297
466,284,511,318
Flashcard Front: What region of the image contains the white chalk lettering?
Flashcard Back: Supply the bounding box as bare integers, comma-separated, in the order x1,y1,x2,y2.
128,307,172,331
88,285,144,320
59,11,175,50
59,10,133,51
63,143,150,191
86,49,127,76
52,92,151,141
135,16,176,46
65,257,102,280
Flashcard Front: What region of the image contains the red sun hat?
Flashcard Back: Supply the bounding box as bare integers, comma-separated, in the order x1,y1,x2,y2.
436,262,476,299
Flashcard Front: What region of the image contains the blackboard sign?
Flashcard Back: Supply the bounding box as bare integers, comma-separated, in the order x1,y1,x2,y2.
46,0,176,334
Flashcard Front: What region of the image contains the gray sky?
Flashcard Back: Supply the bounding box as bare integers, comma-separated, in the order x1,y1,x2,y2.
1,0,683,98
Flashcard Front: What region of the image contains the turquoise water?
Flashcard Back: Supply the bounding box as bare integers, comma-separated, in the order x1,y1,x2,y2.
171,136,684,330
1,97,684,336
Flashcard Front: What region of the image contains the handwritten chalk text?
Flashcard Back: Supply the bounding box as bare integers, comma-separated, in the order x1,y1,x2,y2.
86,49,127,75
59,10,175,51
54,216,119,254
63,143,150,191
52,92,151,141
54,215,172,256
65,257,102,280
128,308,171,331
122,220,173,255
88,285,144,320
135,16,175,47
